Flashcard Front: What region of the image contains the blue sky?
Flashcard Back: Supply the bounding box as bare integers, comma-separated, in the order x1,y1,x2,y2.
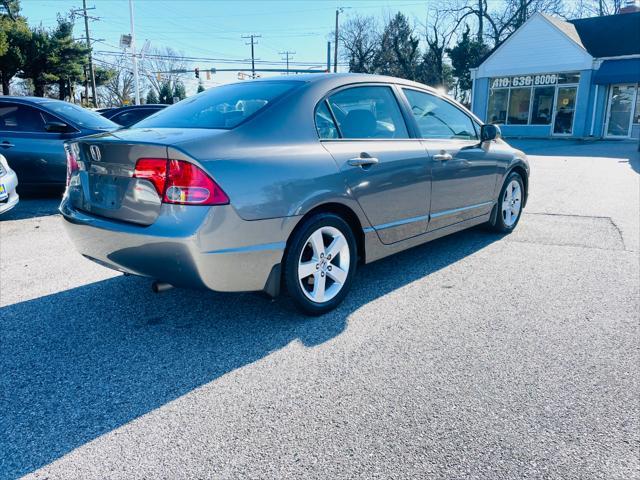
22,0,430,91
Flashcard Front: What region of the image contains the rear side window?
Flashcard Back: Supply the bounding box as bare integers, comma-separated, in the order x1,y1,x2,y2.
315,101,339,139
403,89,477,140
136,81,301,130
327,86,408,139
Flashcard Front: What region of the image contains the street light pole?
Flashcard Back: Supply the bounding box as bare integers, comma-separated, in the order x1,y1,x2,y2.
129,0,140,105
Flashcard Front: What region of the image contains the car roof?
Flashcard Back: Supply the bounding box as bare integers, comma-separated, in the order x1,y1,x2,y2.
251,72,440,93
0,96,70,105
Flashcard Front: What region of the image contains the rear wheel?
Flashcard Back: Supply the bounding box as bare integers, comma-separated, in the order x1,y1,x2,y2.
489,172,524,233
284,213,357,315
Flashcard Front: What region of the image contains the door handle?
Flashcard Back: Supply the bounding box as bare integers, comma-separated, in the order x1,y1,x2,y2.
348,155,379,167
1,141,15,149
433,151,452,161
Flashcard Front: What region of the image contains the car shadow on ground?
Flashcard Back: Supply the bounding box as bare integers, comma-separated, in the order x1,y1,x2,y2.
0,227,501,479
1,198,62,221
507,138,640,174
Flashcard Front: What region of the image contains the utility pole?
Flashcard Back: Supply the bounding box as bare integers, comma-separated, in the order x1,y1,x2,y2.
242,34,261,78
279,50,295,75
333,8,340,73
81,0,97,106
129,0,140,105
477,0,483,43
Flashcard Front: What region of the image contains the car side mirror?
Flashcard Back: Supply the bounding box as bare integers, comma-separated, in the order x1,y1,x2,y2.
45,121,71,133
480,124,501,142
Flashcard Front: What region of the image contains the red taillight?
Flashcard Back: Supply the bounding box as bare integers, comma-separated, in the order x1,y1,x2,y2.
133,158,168,197
65,146,79,186
133,158,229,206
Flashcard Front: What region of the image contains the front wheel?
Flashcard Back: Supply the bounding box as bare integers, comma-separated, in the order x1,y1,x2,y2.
489,172,524,233
284,213,357,316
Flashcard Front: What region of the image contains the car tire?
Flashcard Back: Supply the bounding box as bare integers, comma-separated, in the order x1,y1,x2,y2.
284,213,358,316
489,171,525,233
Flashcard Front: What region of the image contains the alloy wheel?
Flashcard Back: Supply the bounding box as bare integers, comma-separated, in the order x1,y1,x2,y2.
501,179,522,227
298,226,350,303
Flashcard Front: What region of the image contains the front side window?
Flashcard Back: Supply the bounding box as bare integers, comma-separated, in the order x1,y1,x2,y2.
507,88,531,125
136,81,301,130
327,86,408,139
403,88,477,140
0,104,48,132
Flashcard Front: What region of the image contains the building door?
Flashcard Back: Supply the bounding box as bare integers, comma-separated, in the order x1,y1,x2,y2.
605,84,636,138
552,86,578,135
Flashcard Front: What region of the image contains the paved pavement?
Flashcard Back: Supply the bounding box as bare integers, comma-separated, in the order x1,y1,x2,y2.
1,140,638,479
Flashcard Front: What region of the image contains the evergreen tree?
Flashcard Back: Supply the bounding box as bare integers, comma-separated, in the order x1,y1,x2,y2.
20,14,88,97
49,15,89,99
173,81,186,101
446,26,489,94
146,88,159,104
374,13,421,81
0,1,31,95
158,81,172,104
197,81,205,93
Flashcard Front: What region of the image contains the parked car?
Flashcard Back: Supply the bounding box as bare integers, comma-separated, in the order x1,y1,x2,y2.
0,153,19,214
60,74,530,315
99,104,168,128
0,97,118,191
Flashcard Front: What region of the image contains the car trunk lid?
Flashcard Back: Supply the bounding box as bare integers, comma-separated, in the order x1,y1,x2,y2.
67,128,224,226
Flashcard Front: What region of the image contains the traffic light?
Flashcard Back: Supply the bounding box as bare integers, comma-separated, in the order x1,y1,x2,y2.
194,67,199,79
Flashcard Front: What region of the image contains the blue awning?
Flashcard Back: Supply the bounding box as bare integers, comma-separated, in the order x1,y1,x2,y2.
593,58,640,85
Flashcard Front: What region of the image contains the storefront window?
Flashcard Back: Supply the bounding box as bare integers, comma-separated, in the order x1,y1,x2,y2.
487,89,508,124
507,88,531,124
487,72,580,131
553,87,577,135
531,87,555,125
558,73,580,84
606,84,635,137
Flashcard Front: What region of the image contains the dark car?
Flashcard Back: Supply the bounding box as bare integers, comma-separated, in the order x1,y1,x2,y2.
0,97,118,190
99,104,167,128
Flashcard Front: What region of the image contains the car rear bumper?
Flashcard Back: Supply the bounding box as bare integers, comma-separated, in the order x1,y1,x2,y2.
59,198,301,292
0,170,19,215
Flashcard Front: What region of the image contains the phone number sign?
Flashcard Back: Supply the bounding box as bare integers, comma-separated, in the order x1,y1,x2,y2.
491,74,558,88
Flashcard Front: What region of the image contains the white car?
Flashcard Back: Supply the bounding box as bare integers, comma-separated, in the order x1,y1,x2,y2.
0,154,19,215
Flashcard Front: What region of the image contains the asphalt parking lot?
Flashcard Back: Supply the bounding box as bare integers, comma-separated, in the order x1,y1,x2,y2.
1,139,638,479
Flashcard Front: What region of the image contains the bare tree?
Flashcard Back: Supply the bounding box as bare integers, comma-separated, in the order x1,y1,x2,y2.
444,0,568,47
573,0,622,16
97,56,134,106
141,46,187,97
339,14,380,73
419,8,463,88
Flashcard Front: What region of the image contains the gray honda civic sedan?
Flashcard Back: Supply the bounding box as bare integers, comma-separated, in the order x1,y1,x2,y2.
60,73,529,314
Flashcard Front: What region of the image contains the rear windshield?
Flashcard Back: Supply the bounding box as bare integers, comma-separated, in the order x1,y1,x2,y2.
42,101,117,130
135,81,302,129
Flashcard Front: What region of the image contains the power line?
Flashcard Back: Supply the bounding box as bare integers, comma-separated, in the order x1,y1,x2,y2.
93,50,348,67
